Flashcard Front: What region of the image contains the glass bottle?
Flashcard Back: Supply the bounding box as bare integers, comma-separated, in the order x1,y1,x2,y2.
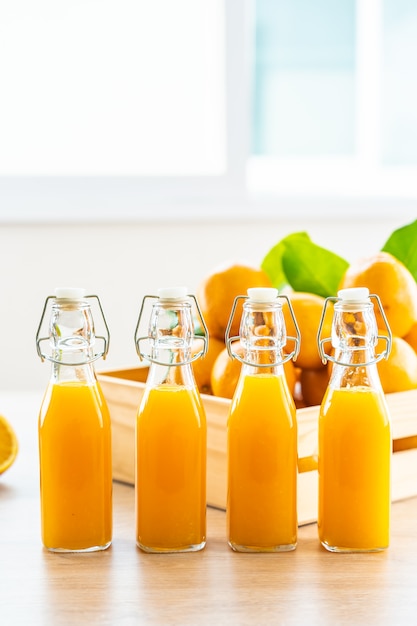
317,287,392,552
226,287,300,552
134,287,208,552
36,287,112,552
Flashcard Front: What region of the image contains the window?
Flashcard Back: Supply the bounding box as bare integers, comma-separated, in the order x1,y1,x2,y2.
252,0,356,158
0,0,226,177
0,0,233,220
249,0,417,208
382,0,417,166
1,0,417,221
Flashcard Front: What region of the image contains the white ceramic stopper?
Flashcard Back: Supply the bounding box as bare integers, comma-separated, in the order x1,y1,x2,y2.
338,287,370,302
247,287,279,302
54,287,86,300
158,286,188,300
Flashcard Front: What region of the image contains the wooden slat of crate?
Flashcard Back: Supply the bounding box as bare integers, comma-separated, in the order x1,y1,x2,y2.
98,368,417,526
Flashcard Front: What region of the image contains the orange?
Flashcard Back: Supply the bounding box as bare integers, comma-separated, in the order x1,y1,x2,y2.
0,414,18,475
377,335,417,394
338,251,417,338
403,322,417,353
196,262,272,341
282,292,333,370
211,342,296,400
191,336,225,394
300,366,330,407
210,343,242,399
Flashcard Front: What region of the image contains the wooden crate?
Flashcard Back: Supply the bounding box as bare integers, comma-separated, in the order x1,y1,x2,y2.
97,367,417,526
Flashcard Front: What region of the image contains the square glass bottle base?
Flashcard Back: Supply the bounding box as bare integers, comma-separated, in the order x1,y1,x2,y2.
228,541,297,553
136,540,206,553
45,540,112,553
321,540,388,553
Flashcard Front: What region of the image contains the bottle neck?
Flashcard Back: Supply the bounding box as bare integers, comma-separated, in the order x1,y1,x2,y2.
51,361,96,385
146,298,196,388
147,361,195,388
49,299,97,385
329,301,382,391
240,300,286,376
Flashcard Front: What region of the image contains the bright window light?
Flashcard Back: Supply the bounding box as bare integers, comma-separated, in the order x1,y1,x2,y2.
1,0,417,221
382,0,417,165
249,0,417,200
0,0,226,176
252,0,356,158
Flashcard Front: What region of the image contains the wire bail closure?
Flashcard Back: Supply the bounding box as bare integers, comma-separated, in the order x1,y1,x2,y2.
317,292,392,367
134,293,209,367
225,293,301,368
36,294,110,366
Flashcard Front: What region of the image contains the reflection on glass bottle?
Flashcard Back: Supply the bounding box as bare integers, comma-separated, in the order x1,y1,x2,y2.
317,287,392,552
226,287,300,552
36,288,112,552
134,287,208,553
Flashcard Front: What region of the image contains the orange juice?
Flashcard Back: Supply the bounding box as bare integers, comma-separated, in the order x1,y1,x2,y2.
136,385,206,552
227,372,297,551
39,381,112,551
318,386,391,551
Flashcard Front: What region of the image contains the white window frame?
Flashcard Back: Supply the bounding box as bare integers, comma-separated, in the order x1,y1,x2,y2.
0,0,416,223
0,0,249,223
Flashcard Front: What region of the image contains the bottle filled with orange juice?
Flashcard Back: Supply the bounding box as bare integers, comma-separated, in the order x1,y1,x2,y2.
317,287,392,552
134,287,208,552
36,288,112,552
226,287,300,552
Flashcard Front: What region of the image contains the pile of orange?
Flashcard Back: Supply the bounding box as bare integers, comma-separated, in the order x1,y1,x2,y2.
194,262,329,405
195,262,277,399
193,252,417,407
338,251,417,396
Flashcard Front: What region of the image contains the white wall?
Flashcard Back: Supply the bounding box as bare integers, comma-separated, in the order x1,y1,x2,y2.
0,215,405,391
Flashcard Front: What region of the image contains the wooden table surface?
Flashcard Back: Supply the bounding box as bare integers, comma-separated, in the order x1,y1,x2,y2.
2,391,417,625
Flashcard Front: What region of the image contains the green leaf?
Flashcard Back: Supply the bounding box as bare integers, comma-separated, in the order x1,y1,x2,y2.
381,219,417,281
262,232,349,298
261,232,310,291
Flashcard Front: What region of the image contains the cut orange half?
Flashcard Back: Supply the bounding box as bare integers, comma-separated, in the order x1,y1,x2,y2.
0,414,18,474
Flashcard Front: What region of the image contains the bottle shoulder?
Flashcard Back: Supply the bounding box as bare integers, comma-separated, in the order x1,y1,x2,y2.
320,384,391,424
230,371,295,415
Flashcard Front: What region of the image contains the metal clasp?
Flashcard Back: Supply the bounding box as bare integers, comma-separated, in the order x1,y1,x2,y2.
225,293,301,368
317,293,392,367
36,294,110,366
134,293,208,367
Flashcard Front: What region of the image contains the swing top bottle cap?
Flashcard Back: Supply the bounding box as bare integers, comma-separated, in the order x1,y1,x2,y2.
247,287,279,302
338,287,370,302
54,287,87,300
157,286,188,301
